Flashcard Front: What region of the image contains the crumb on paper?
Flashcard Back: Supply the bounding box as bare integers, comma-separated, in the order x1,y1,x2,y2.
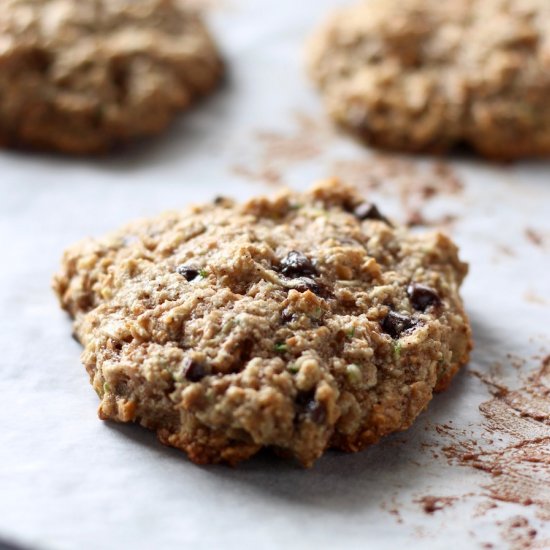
523,291,549,307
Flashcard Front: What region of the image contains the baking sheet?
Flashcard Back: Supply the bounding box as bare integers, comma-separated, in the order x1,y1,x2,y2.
1,1,549,549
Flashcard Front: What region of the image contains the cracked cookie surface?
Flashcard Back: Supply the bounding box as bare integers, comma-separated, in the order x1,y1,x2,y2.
53,181,472,466
308,0,550,159
0,0,223,154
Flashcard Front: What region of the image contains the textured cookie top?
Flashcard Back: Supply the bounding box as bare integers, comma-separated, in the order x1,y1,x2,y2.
54,181,471,466
308,0,550,159
0,0,222,153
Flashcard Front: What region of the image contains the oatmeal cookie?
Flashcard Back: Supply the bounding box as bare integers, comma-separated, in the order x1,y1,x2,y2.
308,0,550,159
0,0,223,154
53,181,471,466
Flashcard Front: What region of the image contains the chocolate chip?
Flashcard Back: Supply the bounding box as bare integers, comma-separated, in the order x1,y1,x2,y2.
295,390,327,424
295,389,315,408
213,196,229,205
381,311,417,339
238,338,254,365
407,283,442,311
280,250,318,278
176,264,200,281
281,308,295,324
308,401,327,424
290,277,332,299
182,358,207,382
292,277,322,294
353,202,392,226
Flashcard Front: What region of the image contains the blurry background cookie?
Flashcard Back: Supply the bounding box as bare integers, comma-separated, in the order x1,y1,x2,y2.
308,0,550,159
0,0,223,154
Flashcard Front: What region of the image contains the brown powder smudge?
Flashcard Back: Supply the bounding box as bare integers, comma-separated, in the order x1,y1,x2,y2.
440,355,550,522
231,165,282,186
524,228,544,248
498,516,550,550
415,495,458,514
231,112,330,186
409,355,550,548
381,496,404,524
330,155,463,228
231,111,465,228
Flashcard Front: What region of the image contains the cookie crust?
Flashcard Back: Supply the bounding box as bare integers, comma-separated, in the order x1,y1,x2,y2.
0,0,223,154
308,0,550,159
54,181,472,466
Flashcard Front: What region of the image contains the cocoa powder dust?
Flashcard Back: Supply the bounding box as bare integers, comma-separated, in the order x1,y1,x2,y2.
444,356,550,520
230,111,464,229
416,355,550,549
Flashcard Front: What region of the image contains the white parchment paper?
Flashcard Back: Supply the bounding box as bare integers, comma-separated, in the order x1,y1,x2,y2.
1,1,549,549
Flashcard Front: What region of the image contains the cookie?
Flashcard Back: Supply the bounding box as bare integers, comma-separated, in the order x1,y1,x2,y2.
308,0,550,159
0,0,223,154
53,181,472,466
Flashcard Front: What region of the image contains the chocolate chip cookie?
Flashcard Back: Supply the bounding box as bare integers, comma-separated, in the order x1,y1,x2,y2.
0,0,223,154
308,0,550,159
53,181,472,466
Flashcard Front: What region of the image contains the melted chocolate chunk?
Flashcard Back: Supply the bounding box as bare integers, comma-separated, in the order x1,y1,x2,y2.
280,251,318,278
176,264,200,281
295,390,326,424
182,358,207,382
353,202,392,226
381,311,417,339
407,283,442,311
